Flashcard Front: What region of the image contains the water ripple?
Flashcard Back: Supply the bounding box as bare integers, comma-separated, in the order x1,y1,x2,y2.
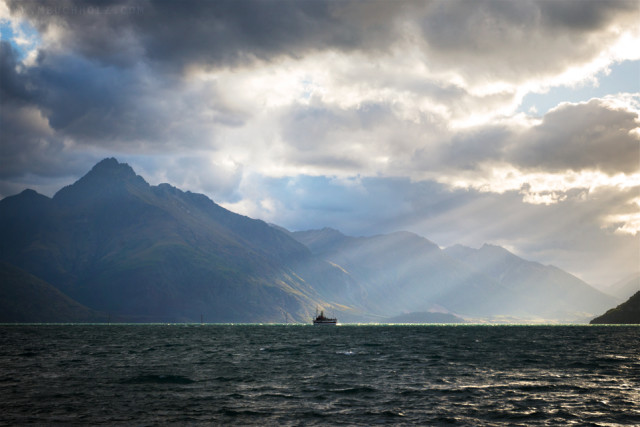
0,324,638,425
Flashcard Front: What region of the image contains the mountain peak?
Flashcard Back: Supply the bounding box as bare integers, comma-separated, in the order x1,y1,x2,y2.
53,158,148,205
291,227,349,254
87,158,138,180
94,157,120,168
19,189,40,197
319,227,346,236
443,244,476,260
480,243,516,256
16,189,50,202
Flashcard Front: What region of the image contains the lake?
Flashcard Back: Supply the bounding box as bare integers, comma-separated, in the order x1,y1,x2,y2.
0,324,638,425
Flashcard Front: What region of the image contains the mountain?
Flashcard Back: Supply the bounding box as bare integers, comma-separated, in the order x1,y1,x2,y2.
293,229,517,317
444,243,618,320
1,158,619,323
0,158,364,323
606,273,640,300
293,227,351,254
292,229,616,321
590,291,640,324
0,262,104,322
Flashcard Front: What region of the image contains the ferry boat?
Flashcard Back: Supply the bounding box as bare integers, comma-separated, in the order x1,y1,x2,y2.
313,309,337,325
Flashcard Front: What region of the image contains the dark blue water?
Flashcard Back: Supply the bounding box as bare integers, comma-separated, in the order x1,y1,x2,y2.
0,325,638,425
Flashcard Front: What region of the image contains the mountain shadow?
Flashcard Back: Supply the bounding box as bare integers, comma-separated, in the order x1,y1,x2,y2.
0,262,104,322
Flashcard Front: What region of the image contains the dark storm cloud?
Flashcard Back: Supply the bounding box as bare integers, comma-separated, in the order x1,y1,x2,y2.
1,40,137,138
1,41,146,163
0,38,248,165
0,42,68,180
34,55,142,139
539,0,631,30
0,41,37,106
4,0,637,166
9,0,637,75
7,0,405,71
417,0,638,82
1,40,192,189
421,0,634,50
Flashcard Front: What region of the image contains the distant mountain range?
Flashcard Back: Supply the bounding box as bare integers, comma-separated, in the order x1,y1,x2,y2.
604,273,639,301
443,243,617,320
385,311,466,324
293,228,618,322
292,229,510,317
0,158,621,323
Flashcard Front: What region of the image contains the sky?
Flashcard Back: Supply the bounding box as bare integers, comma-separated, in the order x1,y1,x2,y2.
1,0,638,288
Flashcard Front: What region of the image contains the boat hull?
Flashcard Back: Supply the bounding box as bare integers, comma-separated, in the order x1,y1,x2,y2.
313,320,337,326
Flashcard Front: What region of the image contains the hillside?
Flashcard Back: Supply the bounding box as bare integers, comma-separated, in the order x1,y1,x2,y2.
606,274,640,300
444,243,617,320
590,291,640,324
294,229,515,318
293,230,616,321
0,262,104,322
0,159,363,322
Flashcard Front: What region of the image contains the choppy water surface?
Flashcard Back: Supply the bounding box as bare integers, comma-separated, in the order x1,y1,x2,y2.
0,324,638,425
